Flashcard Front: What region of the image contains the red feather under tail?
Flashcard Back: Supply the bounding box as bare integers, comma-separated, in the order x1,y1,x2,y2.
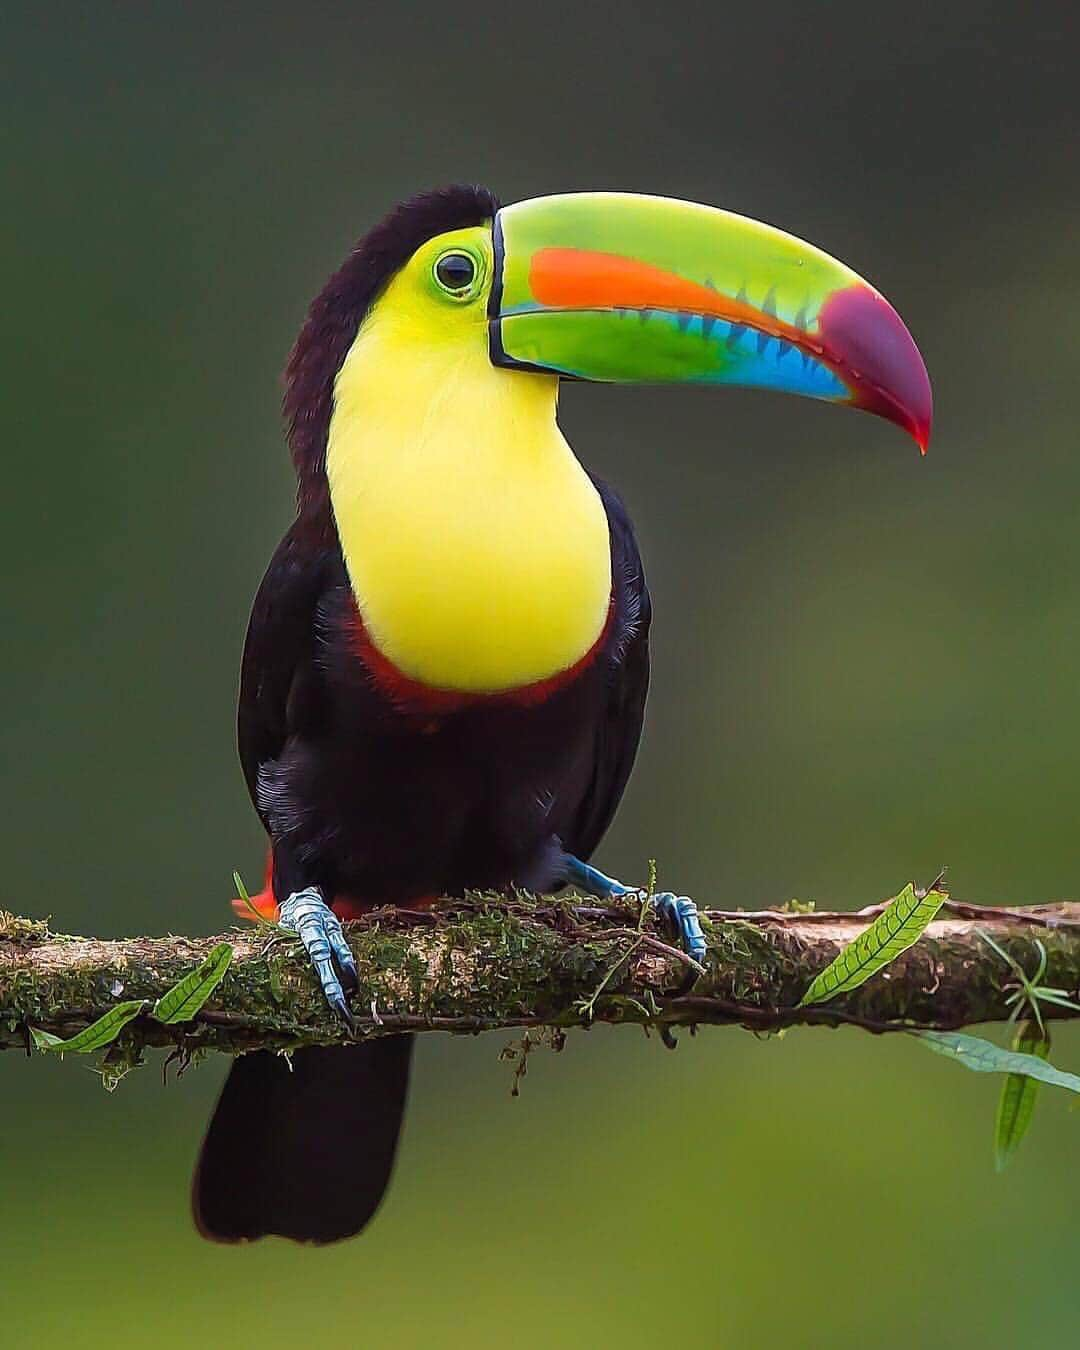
232,851,279,921
231,851,437,922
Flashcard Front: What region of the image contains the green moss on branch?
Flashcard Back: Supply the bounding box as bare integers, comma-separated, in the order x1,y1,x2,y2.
2,893,1080,1065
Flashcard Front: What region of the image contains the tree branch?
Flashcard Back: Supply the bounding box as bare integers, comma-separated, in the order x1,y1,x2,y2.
3,893,1080,1066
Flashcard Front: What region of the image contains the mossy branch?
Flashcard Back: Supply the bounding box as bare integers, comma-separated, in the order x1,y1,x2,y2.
3,892,1080,1063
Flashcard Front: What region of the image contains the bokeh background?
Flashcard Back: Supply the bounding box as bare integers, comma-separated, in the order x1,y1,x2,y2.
3,4,1078,1346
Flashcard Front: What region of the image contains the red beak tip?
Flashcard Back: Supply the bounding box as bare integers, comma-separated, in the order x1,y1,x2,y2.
912,405,932,455
820,284,932,458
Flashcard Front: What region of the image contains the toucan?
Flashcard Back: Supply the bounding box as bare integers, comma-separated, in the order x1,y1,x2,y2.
193,185,932,1244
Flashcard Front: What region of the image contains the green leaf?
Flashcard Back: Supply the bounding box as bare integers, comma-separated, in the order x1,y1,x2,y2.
798,883,947,1007
29,1000,147,1054
151,942,234,1024
913,1030,1080,1093
995,1021,1050,1172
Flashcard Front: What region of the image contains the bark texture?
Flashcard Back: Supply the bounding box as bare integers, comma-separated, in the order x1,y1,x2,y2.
2,894,1080,1067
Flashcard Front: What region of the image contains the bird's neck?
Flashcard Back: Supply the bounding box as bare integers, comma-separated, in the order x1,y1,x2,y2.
325,333,612,694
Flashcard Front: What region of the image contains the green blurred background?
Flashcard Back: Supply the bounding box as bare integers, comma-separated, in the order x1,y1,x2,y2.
2,4,1078,1346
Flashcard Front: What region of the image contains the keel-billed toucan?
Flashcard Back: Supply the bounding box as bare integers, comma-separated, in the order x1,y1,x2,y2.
193,186,932,1244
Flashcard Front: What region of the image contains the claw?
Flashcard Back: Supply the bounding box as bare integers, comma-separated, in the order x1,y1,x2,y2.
562,854,707,970
652,892,708,966
279,887,357,1025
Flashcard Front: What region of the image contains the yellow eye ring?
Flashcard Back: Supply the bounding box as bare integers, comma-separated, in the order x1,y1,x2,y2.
432,248,483,300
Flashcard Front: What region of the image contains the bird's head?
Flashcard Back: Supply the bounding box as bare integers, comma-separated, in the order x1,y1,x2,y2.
286,184,931,516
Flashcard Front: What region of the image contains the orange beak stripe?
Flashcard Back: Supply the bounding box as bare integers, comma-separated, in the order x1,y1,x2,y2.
529,248,825,357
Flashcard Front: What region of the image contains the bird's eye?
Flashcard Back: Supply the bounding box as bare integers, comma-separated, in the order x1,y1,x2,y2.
433,251,477,295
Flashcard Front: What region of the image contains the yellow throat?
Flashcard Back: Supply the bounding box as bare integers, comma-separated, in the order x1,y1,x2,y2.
325,226,612,695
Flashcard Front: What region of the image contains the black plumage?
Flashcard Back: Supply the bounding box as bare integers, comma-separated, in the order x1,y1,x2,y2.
194,1039,413,1245
194,187,651,1244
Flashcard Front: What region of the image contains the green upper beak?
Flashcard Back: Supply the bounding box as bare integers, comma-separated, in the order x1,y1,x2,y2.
488,192,932,452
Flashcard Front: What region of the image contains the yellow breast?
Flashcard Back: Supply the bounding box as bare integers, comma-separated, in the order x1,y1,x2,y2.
326,313,611,694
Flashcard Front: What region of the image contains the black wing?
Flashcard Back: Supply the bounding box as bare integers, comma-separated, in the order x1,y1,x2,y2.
564,479,652,861
237,522,335,819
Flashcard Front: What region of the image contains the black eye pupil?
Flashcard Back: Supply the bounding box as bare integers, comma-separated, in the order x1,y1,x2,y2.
435,253,475,291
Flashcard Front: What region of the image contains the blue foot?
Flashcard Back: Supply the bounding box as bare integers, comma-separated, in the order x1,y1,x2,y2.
563,856,639,901
562,856,707,968
279,887,358,1026
652,892,708,966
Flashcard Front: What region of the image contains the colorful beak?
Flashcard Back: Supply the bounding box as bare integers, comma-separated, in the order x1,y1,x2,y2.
489,192,932,452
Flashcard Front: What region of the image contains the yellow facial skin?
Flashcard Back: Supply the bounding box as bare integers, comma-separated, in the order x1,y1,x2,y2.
326,225,612,694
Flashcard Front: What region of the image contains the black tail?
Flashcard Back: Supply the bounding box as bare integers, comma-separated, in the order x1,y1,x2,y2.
193,1035,413,1244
